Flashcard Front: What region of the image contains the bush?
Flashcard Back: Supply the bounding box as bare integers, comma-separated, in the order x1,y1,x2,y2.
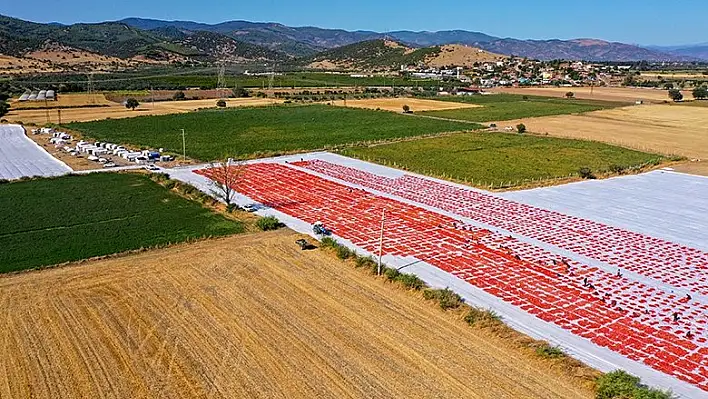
464,307,501,325
595,370,673,399
395,273,425,290
535,343,565,359
164,179,178,190
565,91,575,98
178,183,198,195
354,255,376,269
151,172,170,182
423,288,464,310
173,91,186,101
608,164,626,174
383,267,401,281
320,236,338,249
516,123,526,134
256,216,282,231
335,245,353,260
225,203,239,213
216,99,227,108
579,167,595,179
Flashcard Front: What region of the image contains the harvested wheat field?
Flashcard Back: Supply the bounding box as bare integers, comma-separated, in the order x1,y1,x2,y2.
6,97,283,124
494,86,690,104
10,93,114,109
329,97,481,113
0,230,592,399
497,104,708,160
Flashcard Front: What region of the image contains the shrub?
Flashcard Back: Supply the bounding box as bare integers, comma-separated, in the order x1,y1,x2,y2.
0,178,9,185
256,216,282,231
383,267,401,281
354,255,376,269
516,123,526,134
320,236,338,249
565,91,575,98
596,370,673,399
579,167,595,179
608,164,626,174
225,203,239,213
335,245,353,260
151,172,170,182
173,91,186,101
178,183,198,195
216,99,227,108
464,307,502,325
423,288,464,310
395,273,425,290
535,343,565,359
164,179,178,190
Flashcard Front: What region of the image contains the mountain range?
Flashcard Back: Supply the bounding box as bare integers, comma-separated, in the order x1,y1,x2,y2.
0,14,706,65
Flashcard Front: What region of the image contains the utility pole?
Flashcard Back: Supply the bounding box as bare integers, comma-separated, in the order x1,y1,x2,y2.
57,109,62,125
181,129,186,162
377,208,386,275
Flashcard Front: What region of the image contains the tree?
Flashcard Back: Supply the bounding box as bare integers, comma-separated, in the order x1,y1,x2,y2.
125,98,139,110
216,99,227,108
668,89,683,102
402,104,411,113
663,82,674,90
516,123,526,134
565,91,574,99
232,87,250,98
172,91,186,101
693,86,708,100
0,92,9,118
209,159,246,208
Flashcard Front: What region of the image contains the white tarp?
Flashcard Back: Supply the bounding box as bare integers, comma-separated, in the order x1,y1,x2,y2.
0,124,72,180
500,170,708,252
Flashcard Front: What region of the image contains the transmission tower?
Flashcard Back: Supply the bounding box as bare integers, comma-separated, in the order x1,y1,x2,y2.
216,62,227,98
87,73,95,103
268,64,276,90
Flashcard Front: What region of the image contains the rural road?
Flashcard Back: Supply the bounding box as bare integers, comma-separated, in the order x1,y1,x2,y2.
0,124,71,180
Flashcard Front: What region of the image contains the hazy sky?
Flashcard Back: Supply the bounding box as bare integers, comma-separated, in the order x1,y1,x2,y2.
2,0,706,46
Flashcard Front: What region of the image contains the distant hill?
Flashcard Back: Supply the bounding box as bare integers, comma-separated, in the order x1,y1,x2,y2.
307,39,441,70
646,43,708,61
475,38,696,62
0,15,287,63
0,14,698,67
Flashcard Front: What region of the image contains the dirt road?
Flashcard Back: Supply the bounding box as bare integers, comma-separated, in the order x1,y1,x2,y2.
0,230,592,399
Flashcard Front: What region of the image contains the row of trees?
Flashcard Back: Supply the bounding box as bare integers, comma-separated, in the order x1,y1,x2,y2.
668,86,708,102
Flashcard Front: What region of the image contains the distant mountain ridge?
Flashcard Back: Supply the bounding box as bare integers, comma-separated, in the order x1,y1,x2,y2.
0,14,703,64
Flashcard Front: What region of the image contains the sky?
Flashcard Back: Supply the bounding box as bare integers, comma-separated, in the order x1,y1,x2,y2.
1,0,706,46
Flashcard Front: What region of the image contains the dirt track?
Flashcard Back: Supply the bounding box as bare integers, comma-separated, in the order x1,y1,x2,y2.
494,86,691,104
0,230,592,399
6,97,283,124
328,97,481,112
494,104,708,159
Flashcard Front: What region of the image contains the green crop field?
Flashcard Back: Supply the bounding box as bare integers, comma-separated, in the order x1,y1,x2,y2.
343,132,662,187
67,104,476,160
0,173,243,273
421,94,622,122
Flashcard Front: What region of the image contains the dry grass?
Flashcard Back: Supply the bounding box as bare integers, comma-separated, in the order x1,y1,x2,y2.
495,104,708,159
425,44,505,67
0,55,61,74
0,230,593,399
493,86,691,104
6,98,283,124
328,97,481,112
10,93,114,109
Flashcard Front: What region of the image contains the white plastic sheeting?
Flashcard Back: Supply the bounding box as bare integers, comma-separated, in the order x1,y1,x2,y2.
0,124,72,180
501,170,708,252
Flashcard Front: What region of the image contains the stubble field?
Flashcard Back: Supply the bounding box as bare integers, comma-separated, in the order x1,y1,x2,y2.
493,86,690,104
0,230,594,399
6,97,282,124
496,104,708,159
